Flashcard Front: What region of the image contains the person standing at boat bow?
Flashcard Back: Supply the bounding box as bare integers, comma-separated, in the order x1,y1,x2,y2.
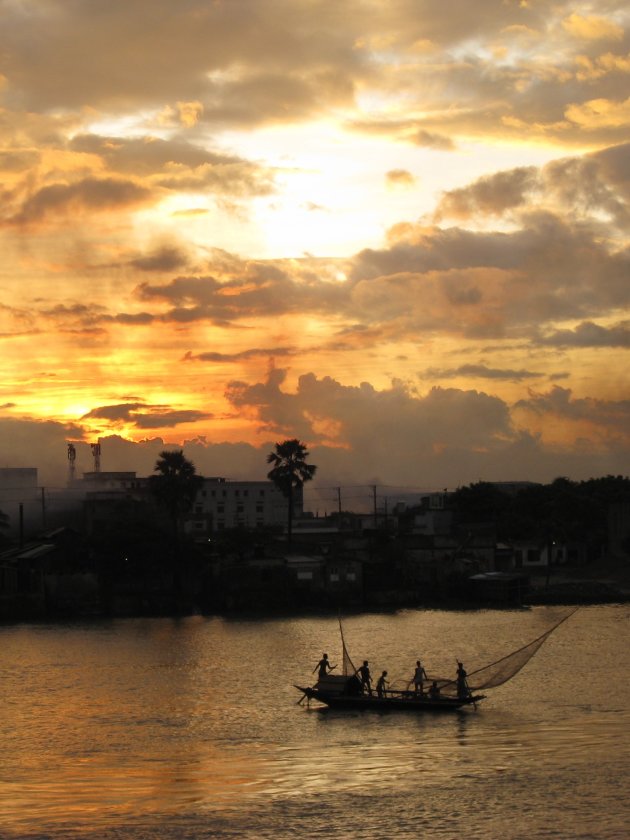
376,670,389,698
456,661,470,700
358,660,372,695
412,659,428,696
313,653,335,681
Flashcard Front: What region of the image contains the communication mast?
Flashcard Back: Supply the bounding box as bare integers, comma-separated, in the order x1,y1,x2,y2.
67,442,76,485
91,442,101,473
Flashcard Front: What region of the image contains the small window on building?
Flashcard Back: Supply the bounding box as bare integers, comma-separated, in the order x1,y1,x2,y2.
218,505,224,514
259,489,265,497
256,505,263,514
201,490,207,498
297,571,313,580
195,505,203,514
235,490,240,497
244,490,248,497
237,504,244,513
347,572,356,581
329,573,340,582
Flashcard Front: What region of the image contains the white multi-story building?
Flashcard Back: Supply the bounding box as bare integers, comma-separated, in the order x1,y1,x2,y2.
187,478,295,535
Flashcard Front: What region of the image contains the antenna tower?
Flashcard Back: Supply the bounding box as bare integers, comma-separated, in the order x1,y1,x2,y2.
67,443,76,484
91,442,101,473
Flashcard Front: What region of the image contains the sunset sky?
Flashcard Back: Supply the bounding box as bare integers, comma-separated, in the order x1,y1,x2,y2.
1,0,629,508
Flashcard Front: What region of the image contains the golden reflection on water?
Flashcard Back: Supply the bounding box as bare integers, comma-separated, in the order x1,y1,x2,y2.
1,607,629,837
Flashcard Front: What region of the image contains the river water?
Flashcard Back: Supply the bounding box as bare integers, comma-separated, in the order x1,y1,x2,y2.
1,605,628,839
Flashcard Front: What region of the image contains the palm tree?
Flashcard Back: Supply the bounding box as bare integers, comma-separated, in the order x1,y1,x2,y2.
150,450,204,538
266,439,317,546
150,450,204,600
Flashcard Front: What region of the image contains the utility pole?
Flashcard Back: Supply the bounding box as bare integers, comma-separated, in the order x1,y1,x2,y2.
372,485,378,529
41,487,46,529
336,487,342,531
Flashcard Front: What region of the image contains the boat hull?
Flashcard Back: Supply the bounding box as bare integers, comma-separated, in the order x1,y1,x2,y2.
296,685,483,711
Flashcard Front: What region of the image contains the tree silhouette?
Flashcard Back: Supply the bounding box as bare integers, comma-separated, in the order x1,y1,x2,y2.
149,450,204,600
266,439,317,547
150,450,204,537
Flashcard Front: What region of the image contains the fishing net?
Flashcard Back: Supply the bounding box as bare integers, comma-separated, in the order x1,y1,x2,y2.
437,608,578,693
334,609,577,696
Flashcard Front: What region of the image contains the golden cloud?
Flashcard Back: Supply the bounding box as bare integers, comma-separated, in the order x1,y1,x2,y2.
177,100,204,127
566,97,630,129
575,52,630,81
562,13,624,42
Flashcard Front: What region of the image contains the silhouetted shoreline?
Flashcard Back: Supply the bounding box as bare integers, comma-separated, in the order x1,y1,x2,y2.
2,563,628,626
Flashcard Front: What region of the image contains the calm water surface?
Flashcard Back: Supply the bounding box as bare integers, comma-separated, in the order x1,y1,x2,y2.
1,605,628,839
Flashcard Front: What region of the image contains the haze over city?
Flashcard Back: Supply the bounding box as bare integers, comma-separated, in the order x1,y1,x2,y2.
1,0,629,504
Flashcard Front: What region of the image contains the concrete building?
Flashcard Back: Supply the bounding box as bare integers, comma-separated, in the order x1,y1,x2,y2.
186,477,292,536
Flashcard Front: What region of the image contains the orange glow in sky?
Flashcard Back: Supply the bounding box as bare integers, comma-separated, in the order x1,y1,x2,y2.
1,1,629,490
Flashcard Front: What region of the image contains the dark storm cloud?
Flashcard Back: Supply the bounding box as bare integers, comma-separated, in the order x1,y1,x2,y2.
129,246,191,273
136,263,349,323
82,403,212,428
349,212,630,335
69,132,277,196
1,0,364,115
69,134,238,173
540,320,630,348
132,410,213,429
225,366,514,448
81,403,145,422
436,143,630,227
514,386,630,434
347,119,456,150
434,167,538,219
4,177,153,226
422,364,544,382
184,347,299,363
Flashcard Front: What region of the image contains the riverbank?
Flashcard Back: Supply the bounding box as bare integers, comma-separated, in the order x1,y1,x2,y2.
2,557,629,625
527,558,630,605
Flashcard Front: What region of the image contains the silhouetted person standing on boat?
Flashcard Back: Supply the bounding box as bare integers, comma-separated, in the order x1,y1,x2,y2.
376,670,389,698
456,661,470,700
314,653,335,681
358,660,372,695
412,659,428,695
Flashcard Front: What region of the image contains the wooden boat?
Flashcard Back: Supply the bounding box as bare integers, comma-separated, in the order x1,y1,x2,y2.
296,674,483,711
296,609,577,713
